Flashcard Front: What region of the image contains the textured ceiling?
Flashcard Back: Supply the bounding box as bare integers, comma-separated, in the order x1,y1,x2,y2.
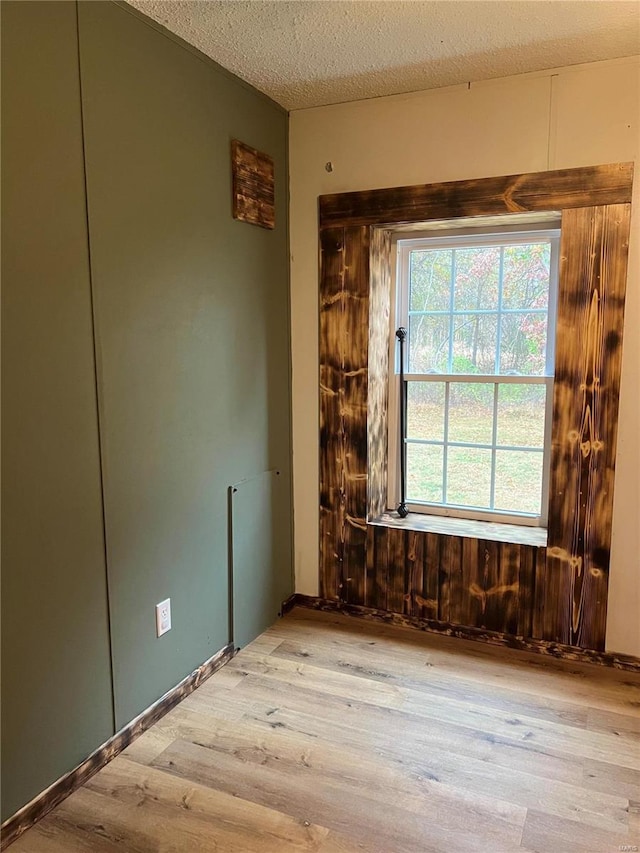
126,1,640,110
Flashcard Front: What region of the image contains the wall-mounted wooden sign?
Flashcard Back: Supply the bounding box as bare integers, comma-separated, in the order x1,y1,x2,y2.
231,139,275,229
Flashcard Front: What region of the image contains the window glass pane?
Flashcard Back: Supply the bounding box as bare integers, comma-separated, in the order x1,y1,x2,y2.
454,247,499,311
502,243,550,309
409,250,452,312
447,382,494,444
446,447,492,508
406,443,443,503
452,313,497,374
407,382,445,441
396,229,557,521
494,450,544,515
497,384,546,448
408,314,449,373
499,312,548,376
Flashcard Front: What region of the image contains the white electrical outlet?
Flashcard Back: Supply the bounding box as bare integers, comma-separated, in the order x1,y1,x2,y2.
155,598,171,637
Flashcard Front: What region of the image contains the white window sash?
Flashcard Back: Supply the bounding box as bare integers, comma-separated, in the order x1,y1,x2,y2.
387,223,560,528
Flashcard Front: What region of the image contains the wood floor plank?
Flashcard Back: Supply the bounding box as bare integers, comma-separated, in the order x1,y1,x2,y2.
270,609,640,712
150,738,526,853
13,760,330,853
316,832,370,853
236,672,588,787
588,705,640,736
152,696,629,835
119,728,174,765
9,608,640,853
231,649,640,771
521,807,639,853
87,758,330,852
582,758,640,800
7,815,125,853
152,707,530,830
271,636,591,728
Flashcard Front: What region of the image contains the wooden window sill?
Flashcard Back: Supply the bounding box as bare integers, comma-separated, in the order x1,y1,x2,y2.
369,511,547,548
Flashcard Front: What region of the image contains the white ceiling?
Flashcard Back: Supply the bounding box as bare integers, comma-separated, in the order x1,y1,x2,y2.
127,1,640,110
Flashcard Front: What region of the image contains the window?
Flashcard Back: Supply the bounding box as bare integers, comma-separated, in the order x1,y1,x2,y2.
389,220,560,526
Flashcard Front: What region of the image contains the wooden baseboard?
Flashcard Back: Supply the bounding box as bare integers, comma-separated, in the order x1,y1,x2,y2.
280,592,298,616
0,643,235,850
286,594,640,673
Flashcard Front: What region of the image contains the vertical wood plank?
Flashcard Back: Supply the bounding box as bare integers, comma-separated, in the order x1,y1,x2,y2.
319,227,345,600
406,530,424,616
439,536,462,623
365,525,376,610
449,537,520,633
422,533,440,619
544,204,631,650
367,228,392,520
490,543,520,635
518,545,535,639
532,546,552,641
341,227,371,605
386,528,406,614
456,537,481,626
480,541,501,630
319,225,371,604
370,527,389,611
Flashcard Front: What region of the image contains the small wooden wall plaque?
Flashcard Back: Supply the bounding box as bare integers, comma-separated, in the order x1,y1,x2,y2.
231,139,275,229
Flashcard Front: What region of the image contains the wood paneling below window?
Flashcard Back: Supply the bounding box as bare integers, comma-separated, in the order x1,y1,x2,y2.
360,526,544,638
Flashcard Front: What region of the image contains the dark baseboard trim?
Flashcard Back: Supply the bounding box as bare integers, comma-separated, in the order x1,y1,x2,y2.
286,594,640,673
280,592,298,616
0,643,235,850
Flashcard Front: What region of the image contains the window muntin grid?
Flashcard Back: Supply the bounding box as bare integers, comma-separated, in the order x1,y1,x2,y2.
390,226,560,526
404,378,549,518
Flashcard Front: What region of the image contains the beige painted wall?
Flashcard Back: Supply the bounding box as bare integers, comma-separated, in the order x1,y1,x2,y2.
289,56,640,656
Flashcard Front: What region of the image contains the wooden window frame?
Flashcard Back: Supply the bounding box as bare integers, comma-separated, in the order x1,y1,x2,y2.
319,163,633,651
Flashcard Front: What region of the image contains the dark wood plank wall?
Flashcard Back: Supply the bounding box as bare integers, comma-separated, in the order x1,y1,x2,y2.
319,227,345,600
342,227,371,606
365,527,544,636
538,203,632,649
318,165,633,652
319,227,370,602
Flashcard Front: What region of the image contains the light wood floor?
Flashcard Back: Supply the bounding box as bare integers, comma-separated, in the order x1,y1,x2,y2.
12,608,640,852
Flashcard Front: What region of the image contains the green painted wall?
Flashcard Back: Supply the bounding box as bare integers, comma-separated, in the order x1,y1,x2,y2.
1,0,292,820
1,1,114,821
78,0,292,729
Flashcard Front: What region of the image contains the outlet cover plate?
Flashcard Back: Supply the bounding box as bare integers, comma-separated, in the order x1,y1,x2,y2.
156,598,171,637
